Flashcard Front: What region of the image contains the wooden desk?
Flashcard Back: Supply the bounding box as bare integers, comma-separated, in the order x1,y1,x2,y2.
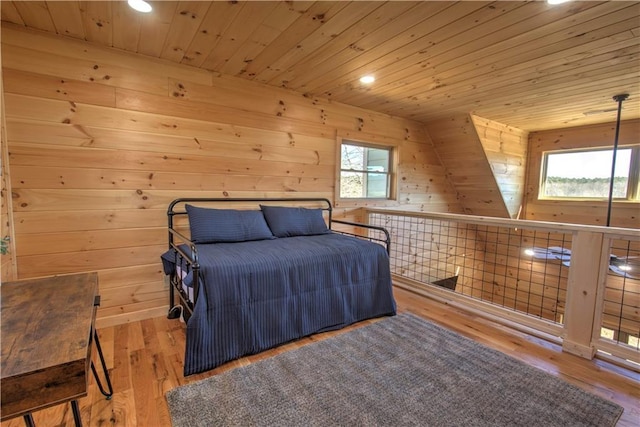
1,272,98,424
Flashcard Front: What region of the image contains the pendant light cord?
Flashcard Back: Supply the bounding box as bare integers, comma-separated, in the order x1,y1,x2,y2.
606,93,629,227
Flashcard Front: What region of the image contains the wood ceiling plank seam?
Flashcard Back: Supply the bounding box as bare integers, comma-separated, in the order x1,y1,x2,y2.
492,115,638,132
79,0,113,47
407,74,639,127
438,108,639,133
1,2,25,25
505,106,640,124
46,1,85,40
473,92,640,123
158,1,211,63
219,2,300,76
12,0,55,32
220,1,314,77
111,0,142,52
462,65,640,113
198,1,280,72
136,0,179,58
334,2,629,107
276,1,418,90
311,0,543,96
527,35,639,75
423,103,637,129
304,2,473,96
407,56,640,121
248,1,361,87
306,0,494,94
260,1,383,86
315,1,528,102
341,1,583,103
357,13,640,116
338,4,632,108
404,26,636,113
180,1,243,68
257,2,318,38
403,46,640,115
408,3,636,94
300,1,454,94
244,1,356,80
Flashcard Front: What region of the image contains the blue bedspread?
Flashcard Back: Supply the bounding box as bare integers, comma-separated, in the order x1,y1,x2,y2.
162,233,396,375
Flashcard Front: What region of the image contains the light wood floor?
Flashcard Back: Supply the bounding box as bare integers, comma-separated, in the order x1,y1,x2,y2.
3,287,639,427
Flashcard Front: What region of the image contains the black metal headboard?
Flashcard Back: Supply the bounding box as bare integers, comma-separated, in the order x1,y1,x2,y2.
167,197,333,232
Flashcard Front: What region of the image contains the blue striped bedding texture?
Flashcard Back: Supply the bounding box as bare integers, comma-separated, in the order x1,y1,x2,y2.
163,233,396,375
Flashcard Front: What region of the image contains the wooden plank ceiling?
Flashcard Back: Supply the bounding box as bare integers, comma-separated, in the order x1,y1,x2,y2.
1,1,639,131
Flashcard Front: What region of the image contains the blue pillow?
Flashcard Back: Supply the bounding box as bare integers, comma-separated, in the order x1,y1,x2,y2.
185,205,274,243
260,205,330,237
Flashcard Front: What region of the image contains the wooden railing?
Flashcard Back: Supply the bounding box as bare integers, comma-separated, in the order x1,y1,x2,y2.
364,208,640,370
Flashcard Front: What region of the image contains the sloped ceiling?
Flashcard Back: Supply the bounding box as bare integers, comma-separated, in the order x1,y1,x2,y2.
1,0,638,132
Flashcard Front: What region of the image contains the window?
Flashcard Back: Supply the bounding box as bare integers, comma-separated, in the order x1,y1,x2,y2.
540,146,640,200
339,140,394,199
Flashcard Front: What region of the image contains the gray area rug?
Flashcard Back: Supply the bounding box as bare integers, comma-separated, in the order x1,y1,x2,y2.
166,313,623,426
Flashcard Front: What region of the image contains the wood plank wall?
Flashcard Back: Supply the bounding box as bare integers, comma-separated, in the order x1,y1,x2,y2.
1,19,17,282
471,115,528,219
1,24,463,326
525,119,640,228
426,113,511,218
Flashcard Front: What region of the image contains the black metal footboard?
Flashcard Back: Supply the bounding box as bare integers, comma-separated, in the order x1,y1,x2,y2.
166,227,200,322
330,219,391,255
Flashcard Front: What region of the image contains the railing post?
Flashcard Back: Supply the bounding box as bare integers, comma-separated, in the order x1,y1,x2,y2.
562,230,604,359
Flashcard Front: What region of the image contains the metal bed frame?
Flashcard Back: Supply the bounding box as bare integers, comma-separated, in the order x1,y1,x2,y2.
166,197,391,322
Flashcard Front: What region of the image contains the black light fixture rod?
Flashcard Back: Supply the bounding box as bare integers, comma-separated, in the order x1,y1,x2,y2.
605,93,629,227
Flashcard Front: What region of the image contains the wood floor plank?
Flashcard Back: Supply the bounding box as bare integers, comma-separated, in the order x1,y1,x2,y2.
1,286,637,426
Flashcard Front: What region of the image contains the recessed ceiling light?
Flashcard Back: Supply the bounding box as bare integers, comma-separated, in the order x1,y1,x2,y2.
547,0,571,4
360,75,375,84
128,0,152,13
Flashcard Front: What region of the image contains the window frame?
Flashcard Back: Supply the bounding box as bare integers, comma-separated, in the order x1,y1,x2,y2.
539,145,640,201
336,138,398,202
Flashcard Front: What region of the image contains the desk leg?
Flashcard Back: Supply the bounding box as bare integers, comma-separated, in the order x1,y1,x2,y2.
23,414,35,427
71,400,82,427
91,329,114,399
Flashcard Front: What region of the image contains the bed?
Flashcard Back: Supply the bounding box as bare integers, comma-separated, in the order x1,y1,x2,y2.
161,198,396,375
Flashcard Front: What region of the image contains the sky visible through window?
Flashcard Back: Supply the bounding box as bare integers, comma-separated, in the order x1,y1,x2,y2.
543,148,633,198
546,149,631,179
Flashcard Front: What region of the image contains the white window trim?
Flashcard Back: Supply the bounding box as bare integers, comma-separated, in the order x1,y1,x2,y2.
336,137,398,202
539,145,640,201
